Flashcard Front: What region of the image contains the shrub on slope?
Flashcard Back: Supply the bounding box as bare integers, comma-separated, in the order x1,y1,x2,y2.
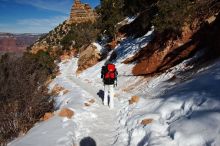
0,52,55,145
61,22,100,51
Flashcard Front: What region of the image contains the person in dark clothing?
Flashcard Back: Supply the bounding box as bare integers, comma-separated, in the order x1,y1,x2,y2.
101,62,118,109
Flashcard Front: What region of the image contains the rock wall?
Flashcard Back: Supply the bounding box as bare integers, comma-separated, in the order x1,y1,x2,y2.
131,13,220,76
77,44,101,74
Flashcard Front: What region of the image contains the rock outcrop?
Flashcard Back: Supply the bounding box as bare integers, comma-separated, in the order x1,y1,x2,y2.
127,13,220,76
30,41,49,54
77,43,101,73
29,1,98,55
69,0,98,24
131,27,198,75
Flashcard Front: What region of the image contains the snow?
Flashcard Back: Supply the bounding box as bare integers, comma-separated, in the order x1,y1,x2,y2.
126,16,137,24
117,16,137,25
92,42,102,52
8,30,220,146
113,27,154,63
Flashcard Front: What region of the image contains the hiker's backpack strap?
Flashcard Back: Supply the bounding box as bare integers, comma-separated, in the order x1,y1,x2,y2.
101,66,104,78
101,66,107,79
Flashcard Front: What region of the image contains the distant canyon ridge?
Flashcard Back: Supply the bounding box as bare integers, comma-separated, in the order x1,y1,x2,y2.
1,0,97,55
0,33,42,54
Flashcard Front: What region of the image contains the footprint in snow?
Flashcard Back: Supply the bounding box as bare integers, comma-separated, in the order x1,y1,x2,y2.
56,131,74,146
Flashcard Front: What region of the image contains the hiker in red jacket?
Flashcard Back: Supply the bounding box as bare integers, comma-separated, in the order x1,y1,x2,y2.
101,62,118,109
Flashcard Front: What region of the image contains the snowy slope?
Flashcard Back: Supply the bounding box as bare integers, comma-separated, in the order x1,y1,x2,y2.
115,60,220,146
77,39,220,145
8,30,220,146
8,58,121,146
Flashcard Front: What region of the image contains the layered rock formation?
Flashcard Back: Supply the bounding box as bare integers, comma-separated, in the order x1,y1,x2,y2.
69,0,98,24
30,1,98,55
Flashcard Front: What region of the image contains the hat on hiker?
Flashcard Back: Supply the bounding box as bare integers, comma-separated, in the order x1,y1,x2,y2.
104,60,111,65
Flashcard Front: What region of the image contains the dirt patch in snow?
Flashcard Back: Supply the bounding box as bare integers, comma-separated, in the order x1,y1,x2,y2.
141,119,153,126
84,99,96,107
58,108,74,119
129,96,140,104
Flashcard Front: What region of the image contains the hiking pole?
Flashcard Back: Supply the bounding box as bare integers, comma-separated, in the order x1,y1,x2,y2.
115,78,117,87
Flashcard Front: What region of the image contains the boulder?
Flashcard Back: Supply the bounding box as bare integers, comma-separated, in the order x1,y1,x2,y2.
77,43,101,73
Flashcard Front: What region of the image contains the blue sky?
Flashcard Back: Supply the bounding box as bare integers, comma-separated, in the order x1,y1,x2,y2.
0,0,100,33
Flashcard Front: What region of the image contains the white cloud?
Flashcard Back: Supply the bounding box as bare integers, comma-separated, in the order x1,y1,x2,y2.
15,0,72,14
17,16,68,27
0,15,68,33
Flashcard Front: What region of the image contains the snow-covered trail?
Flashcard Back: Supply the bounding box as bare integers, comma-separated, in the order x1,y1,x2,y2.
63,59,120,146
8,58,123,146
8,29,220,146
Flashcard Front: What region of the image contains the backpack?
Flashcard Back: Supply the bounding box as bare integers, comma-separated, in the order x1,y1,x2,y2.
104,64,116,80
